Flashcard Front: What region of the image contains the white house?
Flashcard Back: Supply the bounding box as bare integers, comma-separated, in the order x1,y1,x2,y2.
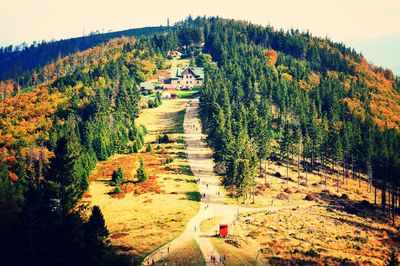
163,67,204,90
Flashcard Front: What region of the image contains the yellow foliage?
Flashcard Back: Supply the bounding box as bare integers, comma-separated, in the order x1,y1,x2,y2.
281,73,293,83
308,72,320,88
298,79,311,91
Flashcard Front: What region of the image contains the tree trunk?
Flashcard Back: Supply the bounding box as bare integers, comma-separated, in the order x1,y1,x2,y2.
297,150,300,187
264,159,267,183
382,183,386,211
392,187,395,224
286,154,289,184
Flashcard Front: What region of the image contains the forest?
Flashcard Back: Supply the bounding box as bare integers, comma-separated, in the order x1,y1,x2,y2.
0,25,167,81
0,16,400,265
195,18,400,221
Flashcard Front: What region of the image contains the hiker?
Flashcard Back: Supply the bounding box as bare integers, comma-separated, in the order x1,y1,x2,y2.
223,253,226,261
152,258,155,265
206,183,208,188
210,255,213,263
219,256,223,263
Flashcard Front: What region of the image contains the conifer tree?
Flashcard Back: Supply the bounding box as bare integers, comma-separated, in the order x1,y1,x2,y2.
136,158,147,182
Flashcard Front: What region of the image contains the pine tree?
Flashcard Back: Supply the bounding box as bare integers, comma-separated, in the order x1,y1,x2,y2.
136,158,147,182
111,167,124,186
84,206,109,258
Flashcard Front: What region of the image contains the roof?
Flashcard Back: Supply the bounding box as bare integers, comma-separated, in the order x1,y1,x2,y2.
170,67,204,80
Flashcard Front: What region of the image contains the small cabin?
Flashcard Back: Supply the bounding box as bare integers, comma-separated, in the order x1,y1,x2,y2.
219,224,228,237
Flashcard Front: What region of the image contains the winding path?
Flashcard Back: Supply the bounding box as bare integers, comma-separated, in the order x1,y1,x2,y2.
142,98,305,265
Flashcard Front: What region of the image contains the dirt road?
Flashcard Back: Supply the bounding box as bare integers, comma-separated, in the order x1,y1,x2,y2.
142,98,307,265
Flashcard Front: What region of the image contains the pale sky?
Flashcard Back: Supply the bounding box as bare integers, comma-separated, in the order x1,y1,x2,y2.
1,0,399,46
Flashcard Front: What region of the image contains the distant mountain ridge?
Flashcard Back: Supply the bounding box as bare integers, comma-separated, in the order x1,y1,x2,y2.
0,26,169,80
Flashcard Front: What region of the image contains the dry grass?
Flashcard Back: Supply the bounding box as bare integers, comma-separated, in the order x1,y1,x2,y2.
211,236,264,266
200,216,224,233
223,160,399,265
157,240,206,266
86,99,200,260
89,154,138,181
223,160,381,207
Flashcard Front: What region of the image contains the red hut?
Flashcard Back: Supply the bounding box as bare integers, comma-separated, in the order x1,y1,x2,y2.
219,224,228,237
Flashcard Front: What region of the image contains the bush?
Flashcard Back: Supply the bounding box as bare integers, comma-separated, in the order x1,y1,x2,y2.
165,157,174,164
121,182,135,193
274,171,282,178
114,185,121,194
304,193,316,201
146,144,153,152
158,134,170,143
304,249,320,258
284,187,292,194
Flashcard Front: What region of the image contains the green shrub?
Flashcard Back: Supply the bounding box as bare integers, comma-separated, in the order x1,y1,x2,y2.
136,158,147,182
146,144,153,152
111,167,124,186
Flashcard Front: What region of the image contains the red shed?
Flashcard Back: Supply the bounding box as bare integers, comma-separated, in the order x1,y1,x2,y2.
219,224,228,237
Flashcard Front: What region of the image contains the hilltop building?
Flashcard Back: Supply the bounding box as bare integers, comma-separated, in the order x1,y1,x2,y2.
163,67,204,90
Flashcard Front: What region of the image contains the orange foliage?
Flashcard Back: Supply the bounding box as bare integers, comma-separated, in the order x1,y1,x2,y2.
89,154,138,182
265,49,278,65
342,98,366,122
8,172,18,182
121,182,135,193
344,55,400,129
0,80,15,101
0,87,66,148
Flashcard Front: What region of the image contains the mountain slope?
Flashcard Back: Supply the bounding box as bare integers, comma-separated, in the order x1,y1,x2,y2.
0,26,168,80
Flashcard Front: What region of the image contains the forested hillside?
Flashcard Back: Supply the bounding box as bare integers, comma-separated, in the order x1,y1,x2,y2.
1,16,400,265
0,26,167,81
194,18,400,219
0,35,171,265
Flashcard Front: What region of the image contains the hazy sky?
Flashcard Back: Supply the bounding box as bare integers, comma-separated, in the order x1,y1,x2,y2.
1,0,399,47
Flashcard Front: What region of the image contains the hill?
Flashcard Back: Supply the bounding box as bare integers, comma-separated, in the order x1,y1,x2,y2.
0,16,399,265
0,26,168,80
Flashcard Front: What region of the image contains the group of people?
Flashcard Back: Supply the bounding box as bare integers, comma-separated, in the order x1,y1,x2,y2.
210,254,225,264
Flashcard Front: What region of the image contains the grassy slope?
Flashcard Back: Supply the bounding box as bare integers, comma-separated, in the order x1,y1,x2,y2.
158,240,206,266
86,99,200,261
216,159,398,265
